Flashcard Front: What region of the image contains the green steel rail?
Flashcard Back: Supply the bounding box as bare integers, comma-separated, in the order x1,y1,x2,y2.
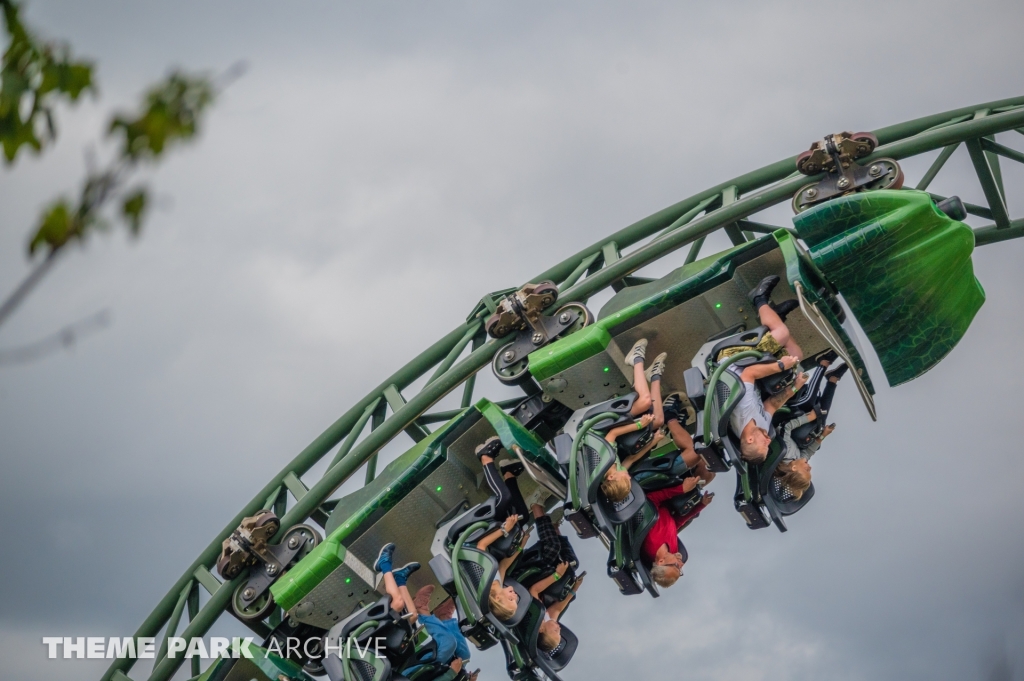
103,96,1024,681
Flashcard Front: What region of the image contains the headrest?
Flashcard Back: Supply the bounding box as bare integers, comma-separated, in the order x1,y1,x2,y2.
544,624,579,671
446,498,499,545
597,478,646,525
340,595,394,639
708,325,769,364
565,394,637,435
504,579,533,627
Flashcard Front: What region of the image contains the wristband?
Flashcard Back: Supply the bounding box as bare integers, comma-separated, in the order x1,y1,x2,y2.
791,385,798,394
636,420,643,430
552,572,561,581
500,527,509,537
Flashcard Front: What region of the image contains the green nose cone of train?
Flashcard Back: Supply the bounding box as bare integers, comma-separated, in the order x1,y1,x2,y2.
528,189,983,407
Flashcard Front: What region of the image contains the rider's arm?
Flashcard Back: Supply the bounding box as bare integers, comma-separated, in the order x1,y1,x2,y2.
528,562,568,601
621,431,663,471
604,421,639,444
740,355,798,383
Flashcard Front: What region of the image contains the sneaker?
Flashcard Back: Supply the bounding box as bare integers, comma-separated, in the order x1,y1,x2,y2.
413,585,435,613
662,393,682,423
644,352,667,382
825,361,849,382
373,542,396,573
624,338,648,367
770,298,799,322
433,596,456,620
524,485,554,510
474,435,503,461
499,460,525,478
748,275,780,308
392,562,421,586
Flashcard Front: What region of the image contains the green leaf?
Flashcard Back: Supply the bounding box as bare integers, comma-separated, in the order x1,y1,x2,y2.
121,187,148,235
0,0,94,164
28,199,75,256
108,71,214,161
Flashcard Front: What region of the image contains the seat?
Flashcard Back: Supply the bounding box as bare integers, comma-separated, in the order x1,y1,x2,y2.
563,394,638,436
630,448,693,492
707,326,771,365
322,596,415,681
443,498,522,559
594,477,646,530
758,442,816,533
570,432,616,512
507,599,580,681
448,520,532,650
606,498,660,598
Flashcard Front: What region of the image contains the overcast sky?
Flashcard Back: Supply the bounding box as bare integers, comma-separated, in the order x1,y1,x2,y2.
2,2,1024,681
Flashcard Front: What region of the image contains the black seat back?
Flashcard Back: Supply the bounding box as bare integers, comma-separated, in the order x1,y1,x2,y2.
758,440,815,532
446,498,522,558
708,326,770,366
576,433,616,507
612,425,655,457
632,451,692,492
595,478,647,526
564,394,638,436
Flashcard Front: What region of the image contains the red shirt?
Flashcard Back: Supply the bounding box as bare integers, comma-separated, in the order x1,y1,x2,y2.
640,484,704,564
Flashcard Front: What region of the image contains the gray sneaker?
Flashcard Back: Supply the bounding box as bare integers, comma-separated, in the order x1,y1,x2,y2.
624,338,648,368
644,352,667,382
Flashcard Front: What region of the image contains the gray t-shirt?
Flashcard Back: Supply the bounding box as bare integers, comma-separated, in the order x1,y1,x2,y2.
780,412,822,462
728,367,772,437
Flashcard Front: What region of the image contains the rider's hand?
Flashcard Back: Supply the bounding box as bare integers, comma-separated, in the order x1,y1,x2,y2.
450,658,463,673
683,477,700,493
555,561,569,578
503,515,519,533
821,423,836,439
638,413,653,428
794,371,808,391
702,491,715,506
781,355,800,370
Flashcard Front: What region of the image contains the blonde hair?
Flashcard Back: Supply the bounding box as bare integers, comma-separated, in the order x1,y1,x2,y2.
537,620,561,651
775,460,811,499
488,582,516,621
650,564,680,588
600,470,632,502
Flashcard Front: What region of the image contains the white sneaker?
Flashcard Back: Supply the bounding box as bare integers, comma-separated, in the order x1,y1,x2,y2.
644,352,667,382
623,338,648,368
523,484,554,510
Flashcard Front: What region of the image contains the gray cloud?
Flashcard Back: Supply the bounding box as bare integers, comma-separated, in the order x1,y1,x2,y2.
2,1,1024,680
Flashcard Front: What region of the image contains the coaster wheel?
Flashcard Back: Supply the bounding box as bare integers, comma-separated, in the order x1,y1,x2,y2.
281,524,321,567
849,131,879,157
552,302,594,338
493,342,531,385
231,582,275,621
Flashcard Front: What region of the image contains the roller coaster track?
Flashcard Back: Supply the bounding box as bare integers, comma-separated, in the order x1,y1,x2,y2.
103,96,1024,681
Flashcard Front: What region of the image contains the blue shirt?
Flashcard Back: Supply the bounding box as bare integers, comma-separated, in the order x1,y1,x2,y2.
412,615,471,666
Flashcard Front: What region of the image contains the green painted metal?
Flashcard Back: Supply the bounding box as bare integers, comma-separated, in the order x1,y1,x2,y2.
104,97,1024,681
915,143,960,191
273,424,449,611
966,139,1011,229
794,190,985,387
